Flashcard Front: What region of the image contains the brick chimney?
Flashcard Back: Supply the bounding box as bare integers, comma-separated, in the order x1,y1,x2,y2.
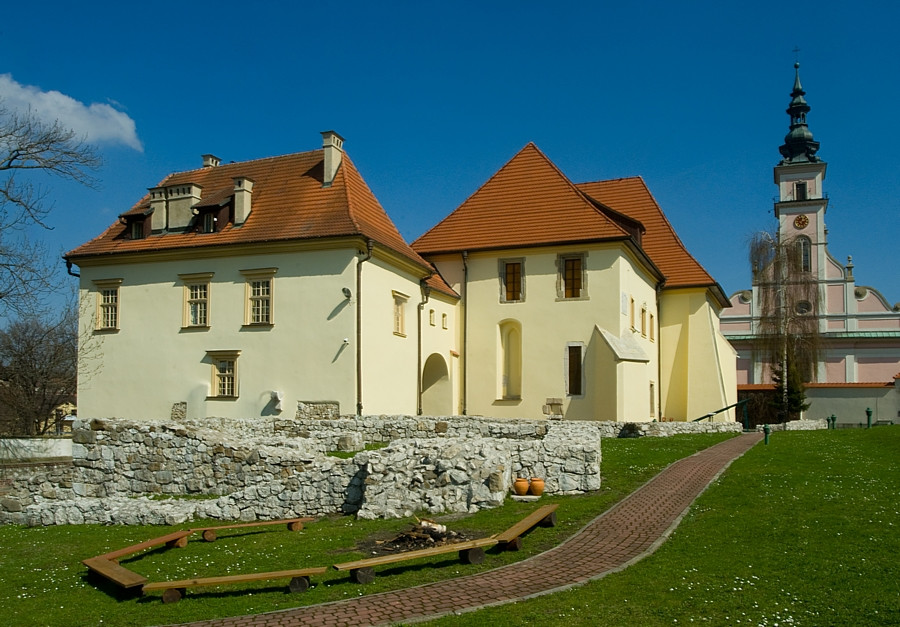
233,177,255,225
321,131,344,187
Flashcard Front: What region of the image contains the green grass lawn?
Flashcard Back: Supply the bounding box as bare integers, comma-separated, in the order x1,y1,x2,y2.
2,429,895,626
425,427,900,627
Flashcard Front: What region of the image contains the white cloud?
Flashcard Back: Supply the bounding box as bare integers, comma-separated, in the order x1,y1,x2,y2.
0,74,143,152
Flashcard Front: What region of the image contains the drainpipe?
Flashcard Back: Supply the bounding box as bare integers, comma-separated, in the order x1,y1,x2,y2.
65,260,80,278
356,239,374,416
655,282,662,419
461,251,469,415
417,278,432,415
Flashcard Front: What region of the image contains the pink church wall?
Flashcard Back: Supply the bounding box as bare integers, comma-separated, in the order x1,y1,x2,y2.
859,318,900,330
858,294,892,313
827,284,845,313
857,358,900,383
721,321,752,332
826,257,844,280
736,358,751,385
828,319,846,330
826,358,846,383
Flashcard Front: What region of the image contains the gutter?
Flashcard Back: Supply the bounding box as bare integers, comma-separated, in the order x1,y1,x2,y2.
416,278,432,415
356,239,374,416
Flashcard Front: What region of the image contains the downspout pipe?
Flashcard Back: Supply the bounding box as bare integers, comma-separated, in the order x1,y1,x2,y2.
461,251,468,415
65,260,80,278
417,278,432,415
356,239,374,416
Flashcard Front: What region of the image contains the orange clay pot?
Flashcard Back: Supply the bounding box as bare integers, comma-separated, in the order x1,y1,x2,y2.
529,477,545,496
513,477,530,496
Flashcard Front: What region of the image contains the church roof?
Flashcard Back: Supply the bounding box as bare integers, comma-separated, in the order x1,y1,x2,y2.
66,145,448,292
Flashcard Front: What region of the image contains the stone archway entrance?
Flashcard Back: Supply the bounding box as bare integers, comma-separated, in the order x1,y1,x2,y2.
421,353,451,415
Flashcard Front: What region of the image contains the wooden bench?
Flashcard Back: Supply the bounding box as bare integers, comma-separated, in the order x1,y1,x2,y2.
333,537,499,584
100,529,195,562
192,517,315,542
494,503,558,551
82,556,148,589
142,566,329,603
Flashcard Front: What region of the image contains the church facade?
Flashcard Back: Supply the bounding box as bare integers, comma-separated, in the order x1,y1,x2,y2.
719,64,900,424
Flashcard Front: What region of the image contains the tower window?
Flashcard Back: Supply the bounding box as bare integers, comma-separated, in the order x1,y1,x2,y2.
795,181,808,201
797,236,812,272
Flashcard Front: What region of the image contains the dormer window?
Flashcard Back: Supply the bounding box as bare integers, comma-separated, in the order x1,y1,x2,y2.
203,212,216,234
130,220,144,240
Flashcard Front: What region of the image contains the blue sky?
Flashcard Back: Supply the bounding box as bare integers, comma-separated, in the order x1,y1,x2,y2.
3,1,898,305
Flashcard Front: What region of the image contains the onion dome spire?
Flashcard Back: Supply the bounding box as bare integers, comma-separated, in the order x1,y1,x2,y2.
778,63,820,164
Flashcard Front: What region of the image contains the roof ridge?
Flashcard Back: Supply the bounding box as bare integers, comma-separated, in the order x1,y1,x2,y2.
159,148,323,182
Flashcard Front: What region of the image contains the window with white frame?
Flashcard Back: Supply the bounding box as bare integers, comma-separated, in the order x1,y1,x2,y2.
179,272,213,328
241,268,277,326
207,350,240,398
393,291,408,336
93,278,123,331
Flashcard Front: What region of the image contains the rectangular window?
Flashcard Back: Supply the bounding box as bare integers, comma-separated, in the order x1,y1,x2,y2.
641,305,647,337
208,350,240,398
649,313,655,341
442,313,448,330
558,254,586,299
241,268,277,326
429,309,435,326
566,344,583,396
500,260,524,302
131,220,143,240
203,212,215,233
629,297,635,330
650,382,656,417
795,180,808,201
93,279,123,331
393,291,408,336
179,273,213,328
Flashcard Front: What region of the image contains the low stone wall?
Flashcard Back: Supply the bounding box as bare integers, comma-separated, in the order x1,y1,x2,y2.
275,415,742,445
0,416,602,526
0,437,73,460
757,419,828,432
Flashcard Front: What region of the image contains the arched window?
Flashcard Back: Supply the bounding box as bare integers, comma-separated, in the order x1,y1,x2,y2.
499,320,522,399
797,236,812,272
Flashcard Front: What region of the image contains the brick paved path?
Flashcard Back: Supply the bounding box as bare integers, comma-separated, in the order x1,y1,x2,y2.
176,432,762,627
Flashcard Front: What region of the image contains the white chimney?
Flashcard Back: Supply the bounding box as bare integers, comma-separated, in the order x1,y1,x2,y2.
321,130,344,187
233,177,254,225
166,183,203,229
149,187,167,231
202,154,221,168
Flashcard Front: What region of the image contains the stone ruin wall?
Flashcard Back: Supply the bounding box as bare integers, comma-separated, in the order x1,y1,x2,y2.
0,413,742,526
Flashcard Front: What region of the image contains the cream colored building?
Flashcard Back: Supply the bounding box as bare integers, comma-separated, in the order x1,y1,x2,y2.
66,133,459,421
414,144,736,422
67,134,736,423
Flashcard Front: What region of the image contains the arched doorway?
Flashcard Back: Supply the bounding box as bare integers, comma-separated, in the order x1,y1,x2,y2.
421,353,451,415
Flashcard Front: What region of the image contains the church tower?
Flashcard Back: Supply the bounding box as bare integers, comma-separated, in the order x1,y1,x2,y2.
772,63,828,283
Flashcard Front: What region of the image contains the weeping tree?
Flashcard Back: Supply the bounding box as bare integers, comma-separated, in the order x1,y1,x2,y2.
750,231,820,422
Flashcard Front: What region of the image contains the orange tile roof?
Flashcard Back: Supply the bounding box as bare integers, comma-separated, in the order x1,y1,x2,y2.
576,177,727,303
65,148,434,277
412,143,633,254
412,143,727,307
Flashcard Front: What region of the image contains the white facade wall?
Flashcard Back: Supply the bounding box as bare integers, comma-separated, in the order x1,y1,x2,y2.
433,244,660,421
78,247,363,420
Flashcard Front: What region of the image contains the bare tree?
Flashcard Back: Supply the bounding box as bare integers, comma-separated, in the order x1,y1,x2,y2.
0,103,101,314
750,231,820,421
0,304,77,435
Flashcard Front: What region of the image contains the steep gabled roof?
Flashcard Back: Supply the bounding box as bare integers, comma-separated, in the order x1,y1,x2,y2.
65,148,435,279
412,143,633,254
576,177,728,306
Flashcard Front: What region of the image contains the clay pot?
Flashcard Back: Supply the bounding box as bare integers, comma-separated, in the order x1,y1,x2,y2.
513,477,530,496
529,477,545,496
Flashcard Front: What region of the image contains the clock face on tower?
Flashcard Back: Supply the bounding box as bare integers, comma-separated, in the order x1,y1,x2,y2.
793,214,809,229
